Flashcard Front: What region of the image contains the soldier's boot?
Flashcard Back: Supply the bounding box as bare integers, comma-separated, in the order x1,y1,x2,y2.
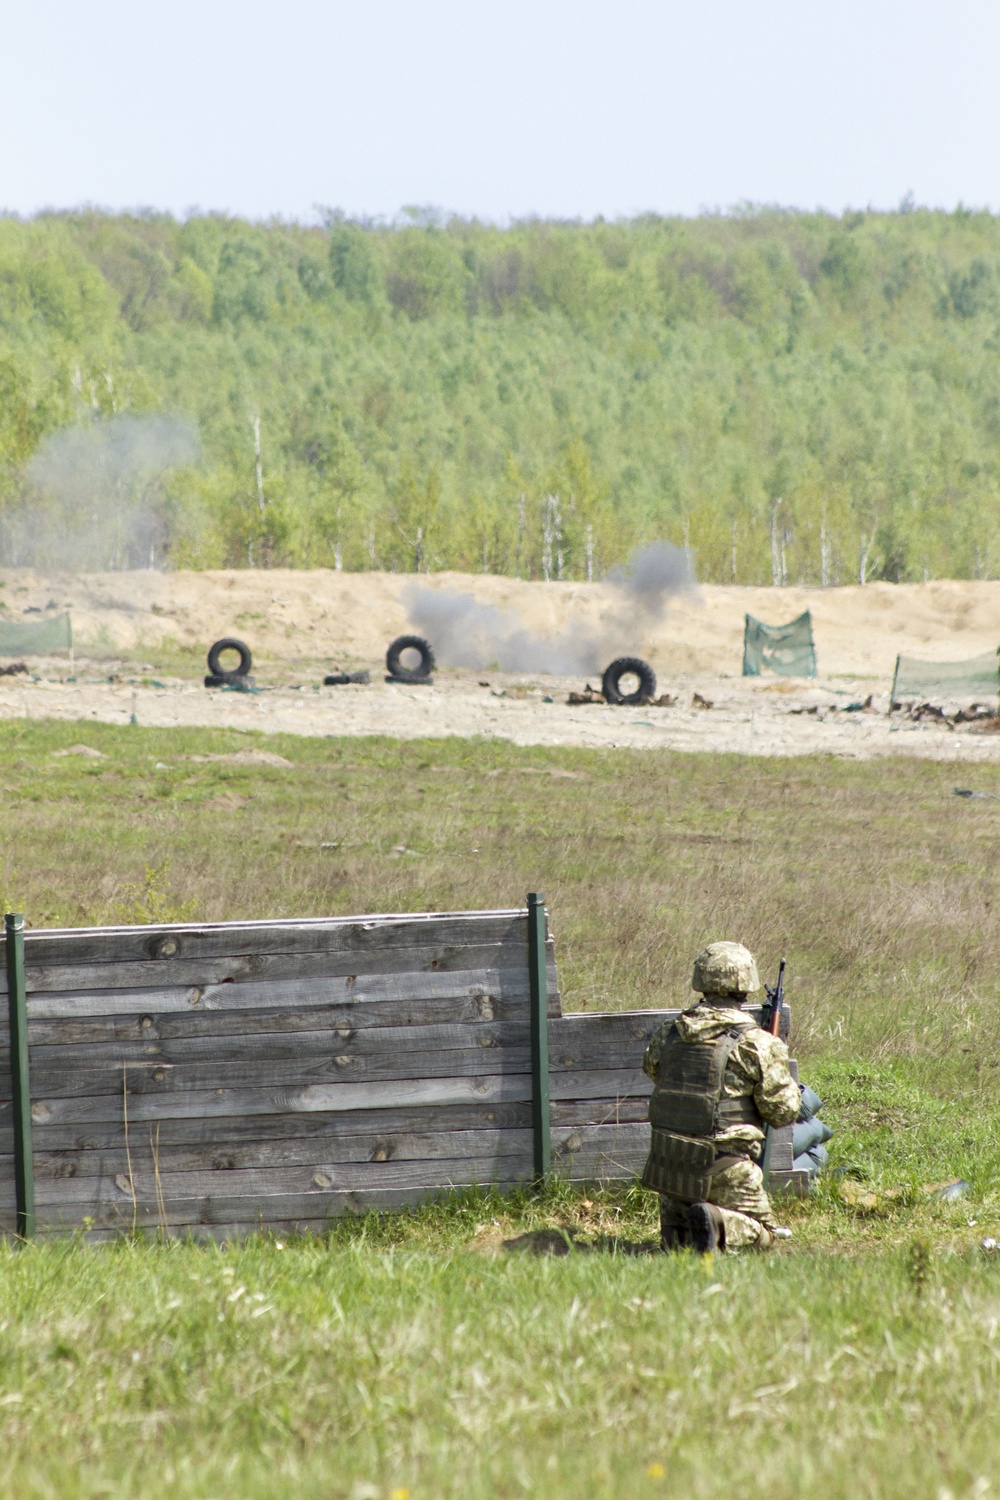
659,1199,689,1252
686,1201,726,1254
660,1222,689,1252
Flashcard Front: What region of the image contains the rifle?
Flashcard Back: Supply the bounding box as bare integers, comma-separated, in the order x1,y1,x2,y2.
763,957,786,1037
760,958,786,1186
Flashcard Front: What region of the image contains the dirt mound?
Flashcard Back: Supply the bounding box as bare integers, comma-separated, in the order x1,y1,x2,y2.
3,567,1000,679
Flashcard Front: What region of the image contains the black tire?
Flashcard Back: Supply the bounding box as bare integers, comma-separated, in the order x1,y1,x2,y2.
207,637,252,681
601,656,656,705
386,635,435,683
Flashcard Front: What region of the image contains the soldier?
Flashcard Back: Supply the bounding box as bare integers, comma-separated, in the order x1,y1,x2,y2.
641,941,800,1254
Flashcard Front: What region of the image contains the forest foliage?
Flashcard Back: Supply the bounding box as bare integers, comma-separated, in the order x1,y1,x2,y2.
3,204,1000,582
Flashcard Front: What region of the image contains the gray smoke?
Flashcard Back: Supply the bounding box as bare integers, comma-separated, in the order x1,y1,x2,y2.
3,414,199,570
405,540,696,675
608,540,696,617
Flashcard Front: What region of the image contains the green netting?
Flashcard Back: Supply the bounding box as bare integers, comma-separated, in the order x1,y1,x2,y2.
742,610,817,678
0,613,72,655
890,650,999,704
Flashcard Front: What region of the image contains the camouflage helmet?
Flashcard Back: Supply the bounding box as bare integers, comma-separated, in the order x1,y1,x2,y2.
691,941,760,998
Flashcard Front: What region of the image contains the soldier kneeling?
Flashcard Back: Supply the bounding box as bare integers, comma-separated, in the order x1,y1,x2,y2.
641,942,799,1254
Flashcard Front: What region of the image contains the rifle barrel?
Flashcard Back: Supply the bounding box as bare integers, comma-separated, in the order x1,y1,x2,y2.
767,958,786,1035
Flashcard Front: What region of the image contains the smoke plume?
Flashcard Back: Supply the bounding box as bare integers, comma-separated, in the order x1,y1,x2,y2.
405,540,696,675
607,540,696,618
3,414,199,570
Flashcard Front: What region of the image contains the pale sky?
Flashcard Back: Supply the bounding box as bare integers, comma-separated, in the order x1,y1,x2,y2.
2,0,999,222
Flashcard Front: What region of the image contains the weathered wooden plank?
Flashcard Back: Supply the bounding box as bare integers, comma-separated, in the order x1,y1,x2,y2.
26,1041,534,1099
16,941,560,998
9,910,530,970
28,1073,538,1126
29,1186,512,1231
34,1127,651,1209
34,1152,538,1207
33,1129,534,1181
2,1104,537,1157
548,1011,667,1060
26,1067,650,1128
29,1121,648,1182
31,1139,648,1224
29,1182,517,1233
25,1018,521,1069
30,1137,652,1232
24,1017,657,1083
551,1097,649,1127
23,1048,658,1105
21,973,542,1036
23,1101,535,1154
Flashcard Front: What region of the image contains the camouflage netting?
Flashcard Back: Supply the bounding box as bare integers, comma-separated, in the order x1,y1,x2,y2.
891,650,999,705
0,612,72,655
742,610,817,678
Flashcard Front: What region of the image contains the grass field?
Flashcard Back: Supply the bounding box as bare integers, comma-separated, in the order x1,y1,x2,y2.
1,718,999,1497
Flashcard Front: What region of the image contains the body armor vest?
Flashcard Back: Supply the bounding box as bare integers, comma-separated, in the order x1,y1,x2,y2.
641,1022,763,1201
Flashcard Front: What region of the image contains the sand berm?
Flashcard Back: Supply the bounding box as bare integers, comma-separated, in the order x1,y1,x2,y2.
2,568,1000,761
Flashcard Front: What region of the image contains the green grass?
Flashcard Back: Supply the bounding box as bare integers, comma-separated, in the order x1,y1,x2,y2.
3,718,1000,1496
2,1204,999,1500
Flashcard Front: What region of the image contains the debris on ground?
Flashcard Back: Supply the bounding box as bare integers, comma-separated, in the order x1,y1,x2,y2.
183,748,294,768
50,744,107,759
567,685,605,705
323,671,371,686
838,1178,970,1212
891,700,997,729
0,661,28,676
953,787,1000,801
692,692,714,710
500,1227,656,1257
929,1179,970,1201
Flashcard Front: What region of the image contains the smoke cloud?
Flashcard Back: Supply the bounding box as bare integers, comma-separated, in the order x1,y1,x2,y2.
405,540,697,675
607,540,696,617
3,414,199,570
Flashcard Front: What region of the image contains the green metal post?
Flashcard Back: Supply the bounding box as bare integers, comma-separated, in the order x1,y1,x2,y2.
527,892,551,1181
5,913,34,1239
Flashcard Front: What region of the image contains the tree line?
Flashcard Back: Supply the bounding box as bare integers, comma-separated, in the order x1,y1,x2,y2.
2,204,1000,581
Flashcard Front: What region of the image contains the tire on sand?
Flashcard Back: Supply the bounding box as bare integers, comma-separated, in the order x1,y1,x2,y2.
601,656,656,705
386,635,435,683
207,637,253,681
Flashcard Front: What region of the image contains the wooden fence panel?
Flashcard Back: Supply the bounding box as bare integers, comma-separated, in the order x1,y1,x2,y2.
0,908,803,1238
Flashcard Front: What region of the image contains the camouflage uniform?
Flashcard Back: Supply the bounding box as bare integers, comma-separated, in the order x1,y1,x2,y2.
641,943,800,1252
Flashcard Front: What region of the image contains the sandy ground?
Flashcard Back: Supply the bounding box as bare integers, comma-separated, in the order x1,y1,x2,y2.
2,567,1000,761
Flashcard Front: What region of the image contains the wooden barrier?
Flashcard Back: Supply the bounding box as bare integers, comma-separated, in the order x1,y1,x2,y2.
0,903,801,1239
